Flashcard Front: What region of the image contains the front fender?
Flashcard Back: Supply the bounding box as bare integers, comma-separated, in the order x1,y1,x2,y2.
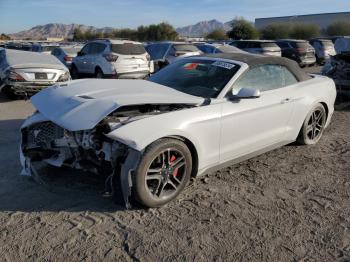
106,126,203,161
105,104,222,171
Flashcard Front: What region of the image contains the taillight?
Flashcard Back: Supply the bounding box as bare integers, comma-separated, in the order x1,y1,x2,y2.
296,48,306,53
64,55,73,62
8,70,25,82
103,53,118,62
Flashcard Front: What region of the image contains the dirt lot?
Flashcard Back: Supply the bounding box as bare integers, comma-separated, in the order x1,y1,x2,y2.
0,66,349,261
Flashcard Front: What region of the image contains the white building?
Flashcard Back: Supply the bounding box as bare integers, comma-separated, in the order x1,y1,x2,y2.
255,12,350,30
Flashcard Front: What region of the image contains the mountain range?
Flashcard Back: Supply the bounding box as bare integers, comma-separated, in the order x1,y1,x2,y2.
9,20,233,40
9,23,115,40
176,19,232,37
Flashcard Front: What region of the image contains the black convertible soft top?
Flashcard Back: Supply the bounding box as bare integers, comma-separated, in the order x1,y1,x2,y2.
201,52,312,82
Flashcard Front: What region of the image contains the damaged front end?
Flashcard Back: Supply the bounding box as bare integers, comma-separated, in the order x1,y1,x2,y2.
20,103,192,208
323,52,350,95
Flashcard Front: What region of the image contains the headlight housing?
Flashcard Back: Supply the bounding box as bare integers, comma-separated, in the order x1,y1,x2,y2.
57,71,71,82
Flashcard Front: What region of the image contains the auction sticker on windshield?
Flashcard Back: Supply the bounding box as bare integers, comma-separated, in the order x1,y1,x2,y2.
212,61,236,70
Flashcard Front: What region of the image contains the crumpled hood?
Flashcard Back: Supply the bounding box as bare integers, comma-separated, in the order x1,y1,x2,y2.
30,79,204,131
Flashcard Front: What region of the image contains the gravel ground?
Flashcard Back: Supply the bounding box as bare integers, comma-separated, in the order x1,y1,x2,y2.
0,67,349,261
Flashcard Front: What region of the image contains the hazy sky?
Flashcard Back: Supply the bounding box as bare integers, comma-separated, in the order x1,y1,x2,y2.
0,0,349,33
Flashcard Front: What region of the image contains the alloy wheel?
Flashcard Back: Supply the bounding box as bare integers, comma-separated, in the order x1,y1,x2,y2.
145,148,187,199
306,108,326,141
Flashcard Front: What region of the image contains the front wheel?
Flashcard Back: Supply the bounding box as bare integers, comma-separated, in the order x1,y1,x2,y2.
132,138,192,208
297,103,327,145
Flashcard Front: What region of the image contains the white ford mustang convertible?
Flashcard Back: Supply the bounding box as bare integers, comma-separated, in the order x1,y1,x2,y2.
20,53,336,208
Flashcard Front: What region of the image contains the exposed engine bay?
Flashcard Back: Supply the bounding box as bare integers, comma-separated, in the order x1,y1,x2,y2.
20,103,194,207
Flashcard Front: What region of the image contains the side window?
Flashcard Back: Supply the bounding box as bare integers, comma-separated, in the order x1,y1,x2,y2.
94,43,106,54
89,43,98,54
168,46,176,56
232,65,298,92
80,44,90,55
235,42,246,49
278,42,289,48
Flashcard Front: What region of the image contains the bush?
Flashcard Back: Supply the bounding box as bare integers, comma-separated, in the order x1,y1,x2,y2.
205,29,228,40
260,23,291,40
289,23,320,40
227,18,259,40
326,20,350,36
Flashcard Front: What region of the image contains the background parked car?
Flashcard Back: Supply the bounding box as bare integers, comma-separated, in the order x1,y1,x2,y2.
276,40,316,67
230,40,281,57
334,37,350,54
194,43,244,54
33,43,61,53
322,37,350,95
71,39,152,79
0,48,70,98
51,45,83,69
309,39,336,64
145,42,202,70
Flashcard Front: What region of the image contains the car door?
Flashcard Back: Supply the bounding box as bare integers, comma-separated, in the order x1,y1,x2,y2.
74,43,91,73
83,43,98,74
219,65,298,163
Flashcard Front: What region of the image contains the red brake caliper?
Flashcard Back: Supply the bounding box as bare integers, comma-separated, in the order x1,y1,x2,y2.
170,155,179,177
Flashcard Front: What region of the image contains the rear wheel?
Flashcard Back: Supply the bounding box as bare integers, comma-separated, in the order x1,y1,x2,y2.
2,86,17,99
133,138,192,207
95,68,104,79
70,65,79,79
297,103,327,145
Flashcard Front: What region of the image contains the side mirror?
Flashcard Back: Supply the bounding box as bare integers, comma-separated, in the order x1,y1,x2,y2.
234,88,260,99
77,51,83,56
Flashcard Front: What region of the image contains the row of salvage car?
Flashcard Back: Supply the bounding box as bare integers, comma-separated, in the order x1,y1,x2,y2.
1,36,349,99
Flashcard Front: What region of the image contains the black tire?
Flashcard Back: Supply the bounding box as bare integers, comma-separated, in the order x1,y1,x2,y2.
297,103,327,145
2,86,17,99
132,138,192,208
70,65,79,79
95,68,104,79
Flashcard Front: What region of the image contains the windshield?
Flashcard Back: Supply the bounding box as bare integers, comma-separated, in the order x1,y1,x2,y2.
42,46,59,52
146,44,170,60
174,44,199,52
261,42,279,48
111,43,146,55
320,40,333,47
149,59,239,98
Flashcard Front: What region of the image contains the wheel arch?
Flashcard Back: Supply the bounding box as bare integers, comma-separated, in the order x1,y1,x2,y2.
95,66,103,74
162,135,199,178
319,101,329,121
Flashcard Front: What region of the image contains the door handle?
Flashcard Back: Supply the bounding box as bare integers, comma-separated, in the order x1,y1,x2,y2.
281,98,291,104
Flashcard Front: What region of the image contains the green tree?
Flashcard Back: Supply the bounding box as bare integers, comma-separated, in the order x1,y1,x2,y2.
290,23,320,40
227,18,259,40
205,29,228,40
260,23,291,40
326,20,350,36
137,22,178,41
73,28,85,41
0,33,11,40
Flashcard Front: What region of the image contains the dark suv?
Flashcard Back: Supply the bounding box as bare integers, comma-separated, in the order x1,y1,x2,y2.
276,40,316,67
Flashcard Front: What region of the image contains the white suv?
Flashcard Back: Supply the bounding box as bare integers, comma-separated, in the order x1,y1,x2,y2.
71,39,153,79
